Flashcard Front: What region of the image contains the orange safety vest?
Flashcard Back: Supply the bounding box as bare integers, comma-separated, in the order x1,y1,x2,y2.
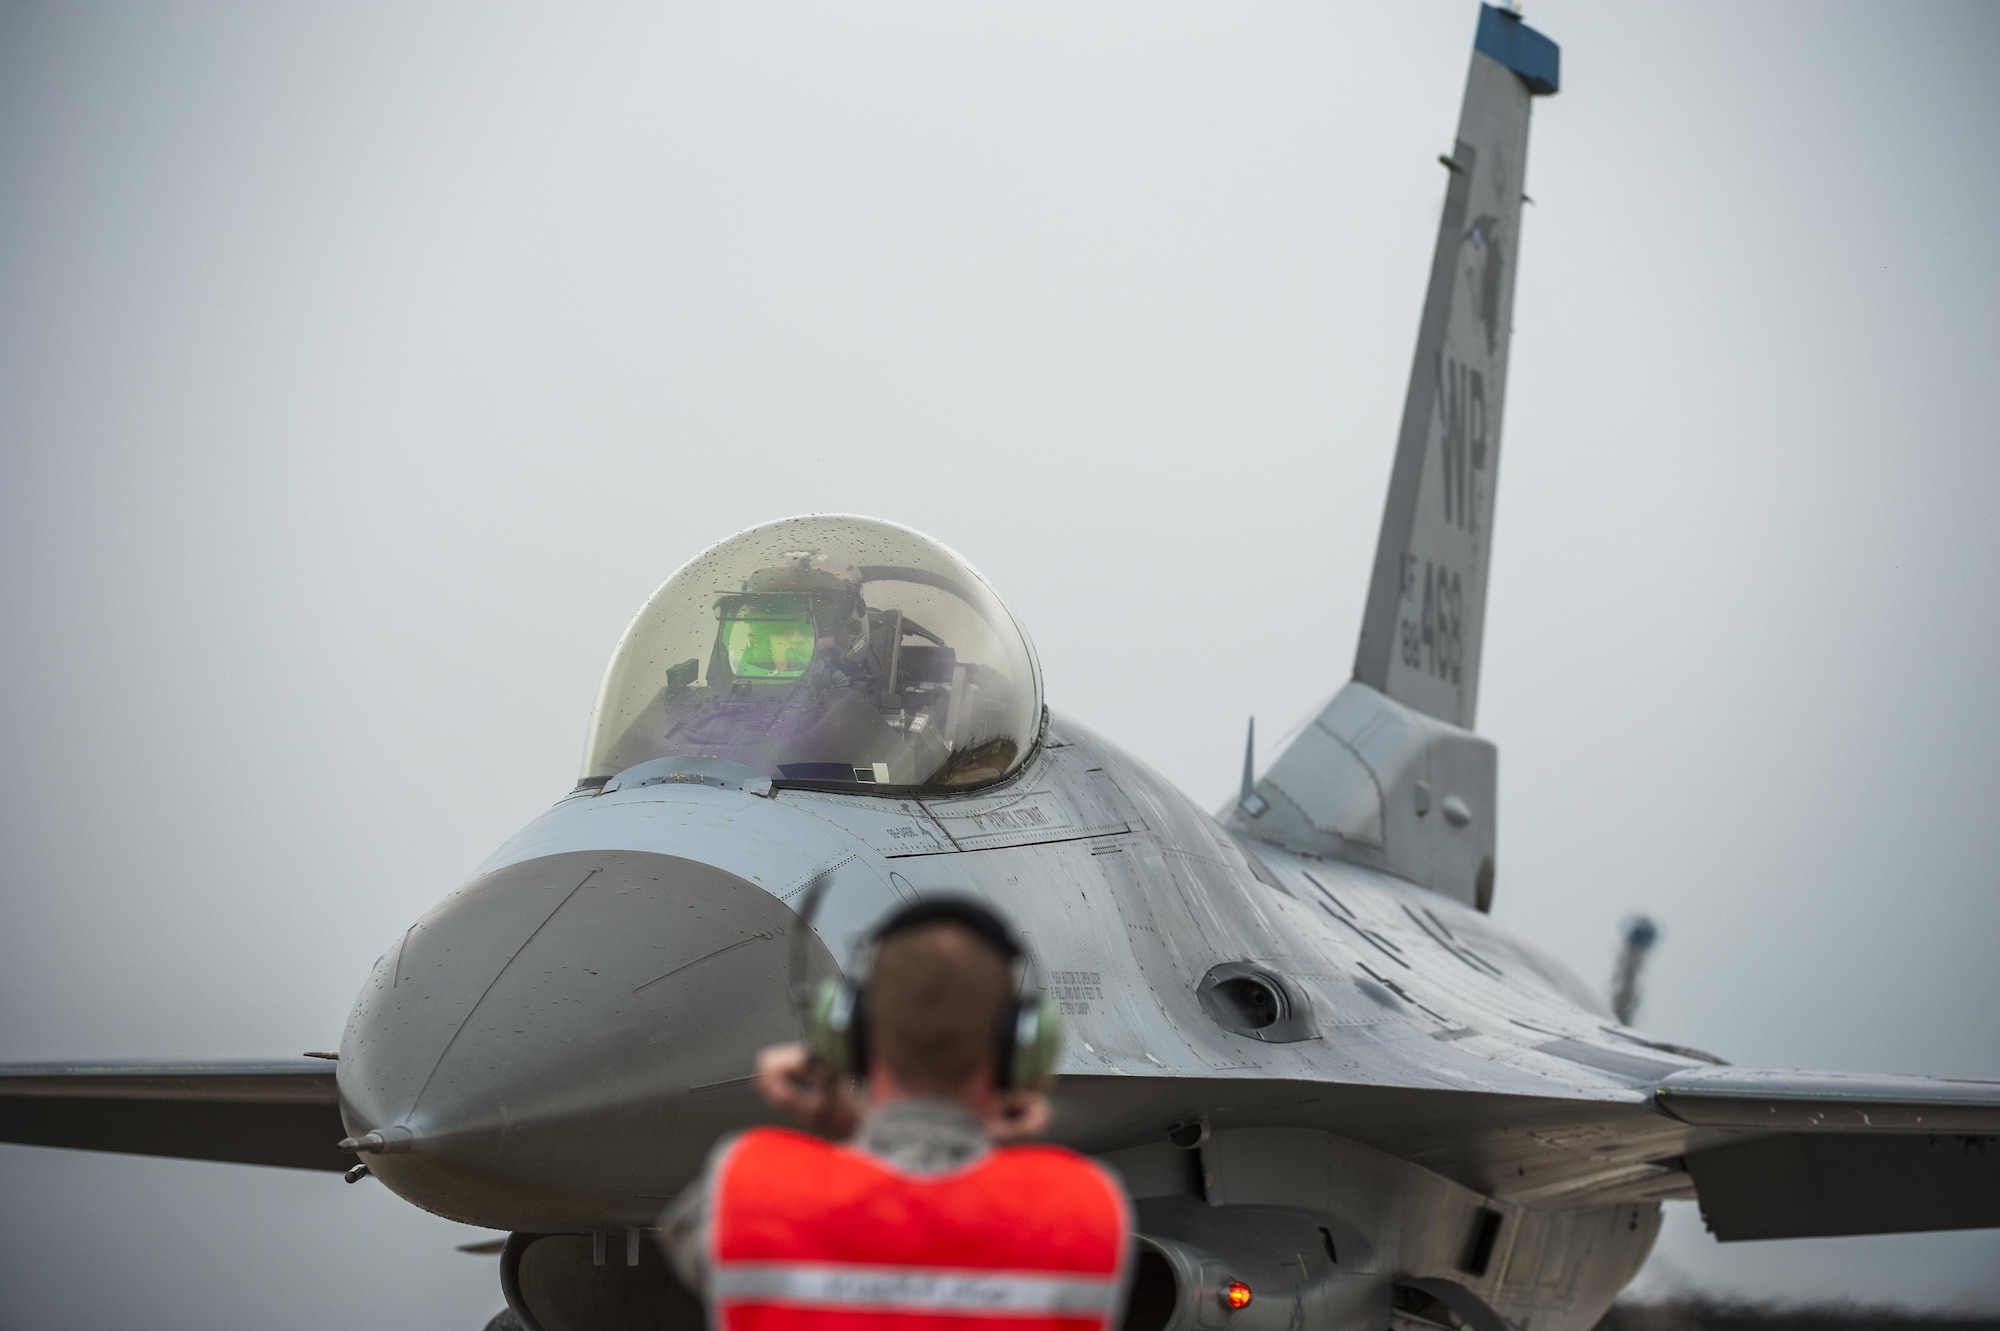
709,1126,1132,1331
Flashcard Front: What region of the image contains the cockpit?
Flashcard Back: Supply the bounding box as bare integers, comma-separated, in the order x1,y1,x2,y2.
580,515,1044,793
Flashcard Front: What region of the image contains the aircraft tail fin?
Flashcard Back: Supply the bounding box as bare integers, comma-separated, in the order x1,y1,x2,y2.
1229,8,1554,908
1352,6,1558,730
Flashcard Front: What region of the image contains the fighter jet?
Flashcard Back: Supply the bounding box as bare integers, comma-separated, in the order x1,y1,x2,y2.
5,8,1995,1330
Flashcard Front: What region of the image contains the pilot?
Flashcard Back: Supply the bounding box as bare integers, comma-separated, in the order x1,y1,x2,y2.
668,557,920,780
656,899,1133,1329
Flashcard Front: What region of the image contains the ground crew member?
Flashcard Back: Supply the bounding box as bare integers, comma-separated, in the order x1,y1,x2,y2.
658,898,1133,1329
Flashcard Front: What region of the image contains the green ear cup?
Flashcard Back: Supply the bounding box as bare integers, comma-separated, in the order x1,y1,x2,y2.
808,977,857,1077
1010,1000,1064,1092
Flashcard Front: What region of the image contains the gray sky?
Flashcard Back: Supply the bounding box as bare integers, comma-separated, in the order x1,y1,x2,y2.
3,2,1997,1324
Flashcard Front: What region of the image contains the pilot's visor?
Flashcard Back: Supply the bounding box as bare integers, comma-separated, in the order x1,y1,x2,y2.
721,596,815,677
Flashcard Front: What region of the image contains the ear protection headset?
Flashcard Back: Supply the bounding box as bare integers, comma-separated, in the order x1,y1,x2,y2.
805,897,1063,1092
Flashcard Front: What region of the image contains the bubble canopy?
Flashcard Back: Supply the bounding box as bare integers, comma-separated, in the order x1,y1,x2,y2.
582,516,1043,792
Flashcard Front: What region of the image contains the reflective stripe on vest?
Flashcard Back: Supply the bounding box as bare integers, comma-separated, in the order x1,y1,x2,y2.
710,1127,1131,1330
711,1262,1123,1316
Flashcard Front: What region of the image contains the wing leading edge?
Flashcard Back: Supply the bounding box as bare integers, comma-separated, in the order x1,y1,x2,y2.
0,1059,347,1173
3,1059,1993,1242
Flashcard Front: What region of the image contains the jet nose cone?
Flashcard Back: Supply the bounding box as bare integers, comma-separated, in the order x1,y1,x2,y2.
338,848,831,1229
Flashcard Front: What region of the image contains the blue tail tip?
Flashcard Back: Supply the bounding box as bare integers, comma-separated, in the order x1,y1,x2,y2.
1476,5,1560,96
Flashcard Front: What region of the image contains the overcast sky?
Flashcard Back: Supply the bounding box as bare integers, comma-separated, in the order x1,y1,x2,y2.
3,2,1997,1325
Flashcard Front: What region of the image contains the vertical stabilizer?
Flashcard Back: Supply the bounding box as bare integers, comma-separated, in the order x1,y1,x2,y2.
1231,9,1556,908
1352,6,1558,730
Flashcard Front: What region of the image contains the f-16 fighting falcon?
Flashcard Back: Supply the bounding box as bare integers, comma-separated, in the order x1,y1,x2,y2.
4,7,1996,1330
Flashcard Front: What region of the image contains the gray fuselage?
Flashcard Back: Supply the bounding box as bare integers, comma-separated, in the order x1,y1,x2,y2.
338,711,1680,1327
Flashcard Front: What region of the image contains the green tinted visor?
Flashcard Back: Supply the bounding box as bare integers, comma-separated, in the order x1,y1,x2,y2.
720,595,815,678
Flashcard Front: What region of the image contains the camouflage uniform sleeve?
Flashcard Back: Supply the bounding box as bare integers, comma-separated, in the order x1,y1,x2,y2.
654,1131,742,1297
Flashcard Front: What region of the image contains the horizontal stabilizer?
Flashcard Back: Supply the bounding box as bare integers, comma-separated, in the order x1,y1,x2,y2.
1657,1067,2000,1241
0,1059,347,1172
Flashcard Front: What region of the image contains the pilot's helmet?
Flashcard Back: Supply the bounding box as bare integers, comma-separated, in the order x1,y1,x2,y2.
720,553,867,679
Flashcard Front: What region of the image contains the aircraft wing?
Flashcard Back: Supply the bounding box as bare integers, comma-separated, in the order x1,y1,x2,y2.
1064,1060,2000,1245
0,1059,348,1172
1655,1066,2000,1240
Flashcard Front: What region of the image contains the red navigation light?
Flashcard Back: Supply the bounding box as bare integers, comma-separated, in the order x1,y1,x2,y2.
1222,1280,1253,1311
